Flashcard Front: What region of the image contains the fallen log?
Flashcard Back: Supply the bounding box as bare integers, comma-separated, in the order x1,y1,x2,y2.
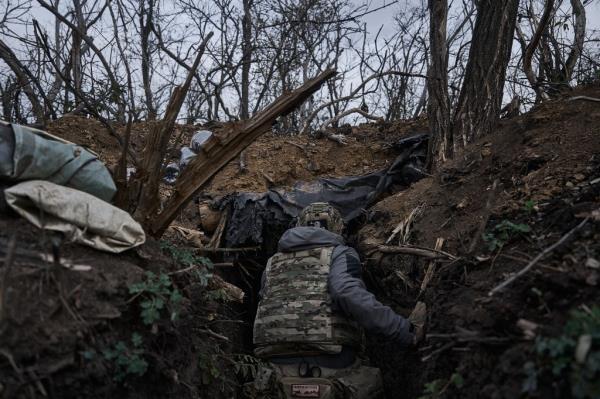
150,69,337,236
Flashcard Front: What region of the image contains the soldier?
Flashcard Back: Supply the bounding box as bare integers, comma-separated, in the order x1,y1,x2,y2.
249,202,426,398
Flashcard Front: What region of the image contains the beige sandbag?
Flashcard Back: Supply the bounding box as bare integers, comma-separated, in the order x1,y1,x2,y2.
4,180,145,253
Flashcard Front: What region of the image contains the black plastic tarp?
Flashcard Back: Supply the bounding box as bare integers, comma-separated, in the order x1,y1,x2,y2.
218,133,428,251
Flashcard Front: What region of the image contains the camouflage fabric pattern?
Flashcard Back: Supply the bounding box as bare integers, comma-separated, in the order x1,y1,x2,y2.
297,202,344,234
254,247,361,357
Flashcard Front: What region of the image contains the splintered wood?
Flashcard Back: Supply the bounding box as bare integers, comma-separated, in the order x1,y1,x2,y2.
151,68,337,236
420,237,445,295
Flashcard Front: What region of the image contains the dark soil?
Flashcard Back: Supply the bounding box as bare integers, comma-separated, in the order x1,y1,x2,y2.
1,85,599,399
0,214,249,399
357,86,600,398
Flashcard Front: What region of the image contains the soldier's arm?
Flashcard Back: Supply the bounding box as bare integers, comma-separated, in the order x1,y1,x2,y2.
328,246,414,346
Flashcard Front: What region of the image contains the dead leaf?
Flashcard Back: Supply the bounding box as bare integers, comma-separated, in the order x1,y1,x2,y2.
575,335,592,364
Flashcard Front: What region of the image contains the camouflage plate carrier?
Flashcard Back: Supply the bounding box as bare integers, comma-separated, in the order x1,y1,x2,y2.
253,246,361,358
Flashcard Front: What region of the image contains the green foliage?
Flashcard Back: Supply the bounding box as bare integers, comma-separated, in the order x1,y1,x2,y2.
160,241,214,286
483,220,531,251
524,200,537,213
232,354,264,380
418,372,464,399
129,272,183,325
102,333,148,382
204,288,230,302
198,354,221,385
523,305,600,398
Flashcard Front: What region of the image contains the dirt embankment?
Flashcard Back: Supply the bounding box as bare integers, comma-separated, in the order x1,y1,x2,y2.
2,86,598,398
358,86,600,398
0,214,249,398
46,115,426,195
0,114,425,398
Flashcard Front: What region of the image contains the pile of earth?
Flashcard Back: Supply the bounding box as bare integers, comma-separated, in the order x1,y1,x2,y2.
0,114,427,399
2,84,598,399
47,116,426,195
0,213,249,399
356,86,600,398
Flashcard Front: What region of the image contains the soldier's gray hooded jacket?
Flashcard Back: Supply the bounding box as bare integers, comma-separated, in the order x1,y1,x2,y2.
260,226,414,347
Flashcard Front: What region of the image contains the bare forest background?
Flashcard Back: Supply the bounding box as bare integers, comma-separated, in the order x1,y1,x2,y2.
1,0,600,234
1,0,599,133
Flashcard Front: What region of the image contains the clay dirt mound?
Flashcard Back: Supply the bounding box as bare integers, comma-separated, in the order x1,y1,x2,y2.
46,116,426,196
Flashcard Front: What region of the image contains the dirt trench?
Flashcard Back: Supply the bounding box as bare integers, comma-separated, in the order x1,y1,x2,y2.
1,86,599,398
354,87,600,398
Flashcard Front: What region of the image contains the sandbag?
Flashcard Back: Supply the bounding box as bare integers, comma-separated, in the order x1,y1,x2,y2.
0,121,116,202
4,180,145,253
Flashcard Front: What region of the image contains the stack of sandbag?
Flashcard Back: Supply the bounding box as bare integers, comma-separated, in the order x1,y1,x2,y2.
0,121,145,253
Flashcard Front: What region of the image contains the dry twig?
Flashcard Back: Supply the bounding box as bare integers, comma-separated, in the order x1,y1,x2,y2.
568,96,600,103
375,244,457,260
419,238,445,294
488,218,589,296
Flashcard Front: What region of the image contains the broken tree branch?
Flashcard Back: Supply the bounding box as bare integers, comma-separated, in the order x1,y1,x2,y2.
488,217,589,296
374,244,457,260
131,32,214,221
419,238,445,294
150,69,337,236
318,107,383,132
568,96,600,103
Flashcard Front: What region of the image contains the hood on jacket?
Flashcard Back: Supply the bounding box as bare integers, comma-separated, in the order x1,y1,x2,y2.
278,226,344,252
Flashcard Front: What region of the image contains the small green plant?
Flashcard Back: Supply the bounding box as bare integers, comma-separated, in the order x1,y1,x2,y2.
160,241,214,286
204,288,231,302
198,354,221,385
524,200,537,213
523,305,600,398
129,272,183,325
102,333,148,381
483,220,531,251
232,354,264,380
418,372,464,399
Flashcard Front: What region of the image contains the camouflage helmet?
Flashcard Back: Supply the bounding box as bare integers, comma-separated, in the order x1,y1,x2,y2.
297,202,344,234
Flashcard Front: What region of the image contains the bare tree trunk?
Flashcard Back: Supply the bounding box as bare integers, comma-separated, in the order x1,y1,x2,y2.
240,0,252,120
451,0,519,150
0,40,45,123
140,0,157,120
522,0,555,100
71,0,85,110
562,0,586,82
130,33,214,223
426,0,451,170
